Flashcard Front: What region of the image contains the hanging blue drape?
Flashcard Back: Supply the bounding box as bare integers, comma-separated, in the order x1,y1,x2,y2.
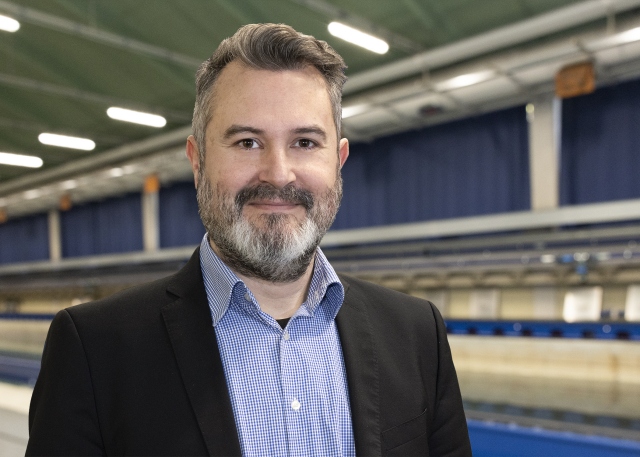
0,214,49,264
159,181,204,248
333,106,530,230
561,77,640,205
61,192,143,257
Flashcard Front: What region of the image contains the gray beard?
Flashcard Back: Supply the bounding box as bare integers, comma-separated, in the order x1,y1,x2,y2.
196,174,342,283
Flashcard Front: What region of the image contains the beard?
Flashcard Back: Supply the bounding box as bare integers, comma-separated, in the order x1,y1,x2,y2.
196,171,342,283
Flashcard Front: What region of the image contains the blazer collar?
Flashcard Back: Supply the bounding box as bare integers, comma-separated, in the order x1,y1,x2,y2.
162,248,242,457
336,274,382,456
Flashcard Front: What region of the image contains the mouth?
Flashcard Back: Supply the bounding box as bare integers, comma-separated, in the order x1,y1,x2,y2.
236,184,314,213
246,199,302,211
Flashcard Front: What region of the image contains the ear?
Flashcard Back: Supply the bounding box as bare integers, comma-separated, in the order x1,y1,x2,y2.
185,135,201,188
338,138,349,169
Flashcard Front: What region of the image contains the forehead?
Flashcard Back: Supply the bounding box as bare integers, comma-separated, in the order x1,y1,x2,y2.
208,61,334,131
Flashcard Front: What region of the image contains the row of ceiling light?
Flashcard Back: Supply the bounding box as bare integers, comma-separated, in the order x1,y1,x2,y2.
0,11,178,168
0,106,168,169
0,11,389,171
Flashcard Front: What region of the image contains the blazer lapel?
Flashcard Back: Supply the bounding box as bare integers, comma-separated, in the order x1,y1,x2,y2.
336,275,382,456
161,249,241,457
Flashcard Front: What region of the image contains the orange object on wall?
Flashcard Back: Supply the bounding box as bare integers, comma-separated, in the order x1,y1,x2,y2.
144,174,160,194
59,194,72,211
555,62,596,99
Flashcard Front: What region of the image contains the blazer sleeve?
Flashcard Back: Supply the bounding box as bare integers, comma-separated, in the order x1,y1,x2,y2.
26,309,105,456
428,303,473,457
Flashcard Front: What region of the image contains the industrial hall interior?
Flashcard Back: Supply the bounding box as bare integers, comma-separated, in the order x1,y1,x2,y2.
1,0,640,456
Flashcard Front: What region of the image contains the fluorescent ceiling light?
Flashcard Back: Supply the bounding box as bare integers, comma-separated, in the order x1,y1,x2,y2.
108,167,124,178
342,104,370,119
39,133,95,151
0,152,43,168
0,14,20,33
435,70,495,91
107,107,166,127
24,189,42,200
328,22,389,54
587,26,640,50
612,26,640,44
61,179,77,190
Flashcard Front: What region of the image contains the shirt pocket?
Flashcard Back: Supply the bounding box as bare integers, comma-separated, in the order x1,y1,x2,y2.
381,407,429,454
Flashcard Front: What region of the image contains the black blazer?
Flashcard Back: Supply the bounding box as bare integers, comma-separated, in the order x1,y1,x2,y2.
27,248,471,456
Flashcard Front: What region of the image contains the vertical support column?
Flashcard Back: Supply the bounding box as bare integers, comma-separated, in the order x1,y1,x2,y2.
48,209,62,261
528,94,561,210
142,174,160,252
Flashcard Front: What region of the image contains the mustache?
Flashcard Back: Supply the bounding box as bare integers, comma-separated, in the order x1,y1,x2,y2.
235,183,314,211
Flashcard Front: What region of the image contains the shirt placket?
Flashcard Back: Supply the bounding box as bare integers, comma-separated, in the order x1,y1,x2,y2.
280,321,307,457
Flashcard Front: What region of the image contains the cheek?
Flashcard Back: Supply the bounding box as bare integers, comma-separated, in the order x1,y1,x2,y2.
307,168,339,192
209,166,252,194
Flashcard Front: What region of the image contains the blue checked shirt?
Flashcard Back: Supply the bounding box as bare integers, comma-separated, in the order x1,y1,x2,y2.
199,235,356,457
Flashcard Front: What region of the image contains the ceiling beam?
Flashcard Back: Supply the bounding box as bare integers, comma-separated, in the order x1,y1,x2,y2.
0,126,192,196
344,0,640,94
0,0,202,68
0,72,192,122
288,0,423,53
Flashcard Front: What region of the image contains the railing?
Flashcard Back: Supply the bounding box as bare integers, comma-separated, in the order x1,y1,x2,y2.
446,319,640,340
0,353,40,385
468,419,640,457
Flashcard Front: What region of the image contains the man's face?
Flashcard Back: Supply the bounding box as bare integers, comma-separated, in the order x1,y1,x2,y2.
186,61,349,282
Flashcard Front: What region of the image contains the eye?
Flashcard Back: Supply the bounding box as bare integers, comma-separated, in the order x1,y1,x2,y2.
294,138,317,149
237,139,260,149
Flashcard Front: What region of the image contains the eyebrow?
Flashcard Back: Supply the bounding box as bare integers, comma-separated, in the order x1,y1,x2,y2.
222,124,328,141
223,125,264,140
292,126,327,141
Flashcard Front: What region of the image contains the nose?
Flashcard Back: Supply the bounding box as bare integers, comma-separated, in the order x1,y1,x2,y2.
257,147,296,189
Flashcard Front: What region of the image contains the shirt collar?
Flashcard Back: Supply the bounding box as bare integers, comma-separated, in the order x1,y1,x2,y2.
199,234,344,327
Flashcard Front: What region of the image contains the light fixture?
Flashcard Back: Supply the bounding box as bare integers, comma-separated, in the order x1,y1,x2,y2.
24,189,42,200
107,107,167,128
0,14,20,33
38,133,95,151
587,26,640,50
435,70,495,91
342,104,370,119
328,22,389,54
61,179,77,190
108,167,124,178
0,152,43,168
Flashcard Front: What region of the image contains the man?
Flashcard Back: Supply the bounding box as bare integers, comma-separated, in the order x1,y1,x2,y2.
27,24,471,456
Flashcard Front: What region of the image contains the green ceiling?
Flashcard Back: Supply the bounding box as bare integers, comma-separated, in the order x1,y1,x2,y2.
0,0,588,182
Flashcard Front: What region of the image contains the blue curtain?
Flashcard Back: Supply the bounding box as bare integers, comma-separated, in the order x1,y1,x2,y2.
0,214,49,264
159,181,204,248
61,192,143,257
561,77,640,205
333,106,530,230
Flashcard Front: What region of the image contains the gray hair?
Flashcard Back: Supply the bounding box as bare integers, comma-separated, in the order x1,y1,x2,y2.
192,23,347,164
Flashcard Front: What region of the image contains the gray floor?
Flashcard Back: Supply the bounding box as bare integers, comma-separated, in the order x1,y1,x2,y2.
0,383,30,457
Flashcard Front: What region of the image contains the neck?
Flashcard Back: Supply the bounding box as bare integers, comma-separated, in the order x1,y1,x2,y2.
210,240,316,319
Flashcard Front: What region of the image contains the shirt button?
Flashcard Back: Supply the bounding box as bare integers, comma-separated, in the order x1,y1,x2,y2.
291,399,301,411
283,331,290,341
244,292,251,302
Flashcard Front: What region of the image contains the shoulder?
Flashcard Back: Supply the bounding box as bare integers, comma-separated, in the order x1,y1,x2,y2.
338,273,441,332
66,274,176,323
64,249,204,329
339,273,436,312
